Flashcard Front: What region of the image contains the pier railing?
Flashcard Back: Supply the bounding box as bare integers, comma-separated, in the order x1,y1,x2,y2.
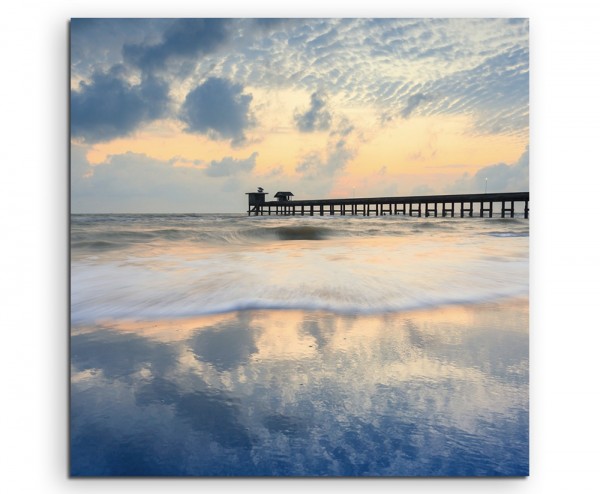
248,192,529,218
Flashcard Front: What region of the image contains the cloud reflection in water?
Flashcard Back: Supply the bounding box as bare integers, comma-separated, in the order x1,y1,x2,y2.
70,300,528,476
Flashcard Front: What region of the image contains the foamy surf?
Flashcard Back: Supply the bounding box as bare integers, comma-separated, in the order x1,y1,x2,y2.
71,214,528,323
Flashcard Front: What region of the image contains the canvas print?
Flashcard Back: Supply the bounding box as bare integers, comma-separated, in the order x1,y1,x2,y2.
70,18,529,476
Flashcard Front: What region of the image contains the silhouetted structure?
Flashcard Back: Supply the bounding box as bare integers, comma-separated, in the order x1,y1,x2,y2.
246,187,268,211
246,191,529,218
274,191,294,202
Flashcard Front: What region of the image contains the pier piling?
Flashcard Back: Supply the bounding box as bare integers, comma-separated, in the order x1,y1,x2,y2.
247,191,529,219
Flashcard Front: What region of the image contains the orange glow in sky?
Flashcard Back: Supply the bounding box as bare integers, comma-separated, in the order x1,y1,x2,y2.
71,18,529,212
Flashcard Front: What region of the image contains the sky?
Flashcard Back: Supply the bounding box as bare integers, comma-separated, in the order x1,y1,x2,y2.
70,18,529,213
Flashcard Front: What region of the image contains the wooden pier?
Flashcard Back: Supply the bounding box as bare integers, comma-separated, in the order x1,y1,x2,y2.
247,191,529,219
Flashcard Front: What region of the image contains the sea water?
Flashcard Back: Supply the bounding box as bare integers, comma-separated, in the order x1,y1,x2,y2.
70,213,529,476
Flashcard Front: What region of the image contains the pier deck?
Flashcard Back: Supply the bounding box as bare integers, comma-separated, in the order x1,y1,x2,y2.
248,192,529,218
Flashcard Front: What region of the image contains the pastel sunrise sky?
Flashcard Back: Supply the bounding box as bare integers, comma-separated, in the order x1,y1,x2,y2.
70,18,529,213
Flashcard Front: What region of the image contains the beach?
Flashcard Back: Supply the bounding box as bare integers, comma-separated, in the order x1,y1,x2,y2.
70,213,529,476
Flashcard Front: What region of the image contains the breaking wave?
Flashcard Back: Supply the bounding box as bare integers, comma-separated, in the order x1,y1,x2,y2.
71,213,529,322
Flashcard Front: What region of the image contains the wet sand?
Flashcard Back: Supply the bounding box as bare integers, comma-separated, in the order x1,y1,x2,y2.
71,297,528,476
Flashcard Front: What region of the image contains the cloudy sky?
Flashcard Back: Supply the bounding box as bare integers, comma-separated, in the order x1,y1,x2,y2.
70,18,529,213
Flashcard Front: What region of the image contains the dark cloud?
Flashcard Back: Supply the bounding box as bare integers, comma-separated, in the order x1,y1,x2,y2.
180,77,254,143
71,66,170,143
123,18,231,73
401,92,432,118
70,19,168,76
294,92,332,132
71,19,529,142
251,18,288,31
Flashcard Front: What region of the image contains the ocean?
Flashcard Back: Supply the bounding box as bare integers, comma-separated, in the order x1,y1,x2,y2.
70,213,529,476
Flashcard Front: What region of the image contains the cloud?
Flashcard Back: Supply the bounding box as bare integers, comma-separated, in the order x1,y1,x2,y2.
251,18,288,32
411,184,436,195
399,44,529,135
401,92,432,118
69,19,530,212
307,26,339,51
294,92,332,132
71,66,170,143
123,19,232,74
71,149,260,212
445,146,529,194
295,141,349,177
204,152,258,177
264,165,284,178
329,116,354,137
180,77,254,144
295,138,355,192
70,19,168,78
71,18,529,141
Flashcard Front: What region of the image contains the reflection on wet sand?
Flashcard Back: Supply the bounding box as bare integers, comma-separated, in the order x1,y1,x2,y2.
71,298,528,476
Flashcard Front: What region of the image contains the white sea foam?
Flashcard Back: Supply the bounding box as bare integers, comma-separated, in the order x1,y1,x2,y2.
71,214,529,322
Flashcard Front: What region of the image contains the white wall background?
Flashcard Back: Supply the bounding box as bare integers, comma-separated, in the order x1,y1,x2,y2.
1,0,599,492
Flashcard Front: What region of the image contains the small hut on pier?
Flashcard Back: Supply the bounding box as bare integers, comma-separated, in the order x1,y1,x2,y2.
274,191,294,202
246,187,268,208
